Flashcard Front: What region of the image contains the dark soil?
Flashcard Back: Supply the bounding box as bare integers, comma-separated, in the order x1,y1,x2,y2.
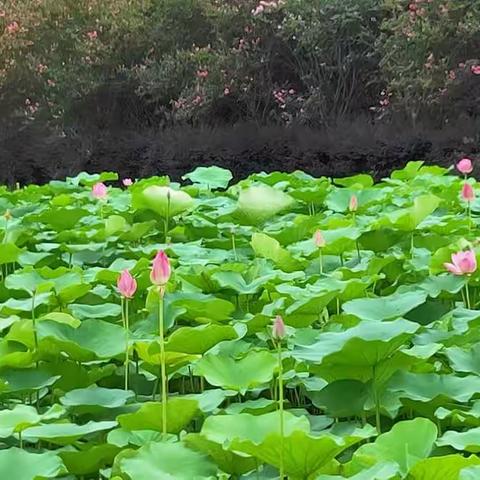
1,118,478,186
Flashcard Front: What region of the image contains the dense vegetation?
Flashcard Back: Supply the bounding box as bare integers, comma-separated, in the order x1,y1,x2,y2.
1,163,480,478
2,0,480,130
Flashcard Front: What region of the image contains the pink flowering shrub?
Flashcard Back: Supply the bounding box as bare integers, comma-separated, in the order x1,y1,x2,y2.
1,0,480,129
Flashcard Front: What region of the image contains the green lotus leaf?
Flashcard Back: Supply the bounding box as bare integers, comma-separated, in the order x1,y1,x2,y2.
183,166,233,190
0,448,66,480
118,441,216,480
117,398,199,433
348,418,437,476
132,185,194,217
194,351,277,393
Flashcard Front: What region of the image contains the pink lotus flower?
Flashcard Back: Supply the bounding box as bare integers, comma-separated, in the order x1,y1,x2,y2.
444,250,477,276
86,30,98,40
151,250,171,286
472,65,480,75
349,195,358,212
196,69,209,79
314,230,326,248
272,315,286,339
117,270,137,299
457,158,473,174
462,182,475,202
92,182,108,200
122,178,133,186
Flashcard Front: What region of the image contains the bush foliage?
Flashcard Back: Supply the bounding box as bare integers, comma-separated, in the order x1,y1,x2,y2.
1,0,480,129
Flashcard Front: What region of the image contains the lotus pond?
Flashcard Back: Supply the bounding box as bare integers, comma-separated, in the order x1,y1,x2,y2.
2,162,480,480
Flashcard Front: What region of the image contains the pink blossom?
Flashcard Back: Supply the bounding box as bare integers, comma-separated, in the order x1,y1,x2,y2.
92,182,108,200
122,178,133,186
117,270,137,299
444,250,477,276
6,21,19,34
196,69,209,79
313,230,326,248
349,195,358,212
471,65,480,75
151,250,171,286
457,158,473,174
224,87,230,96
272,315,286,339
462,182,475,202
86,30,98,40
252,4,264,15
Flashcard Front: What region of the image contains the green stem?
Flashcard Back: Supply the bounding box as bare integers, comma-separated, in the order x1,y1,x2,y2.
31,292,38,365
465,281,471,309
232,231,238,261
356,240,361,262
164,192,171,243
19,430,23,449
467,202,472,232
277,343,285,480
319,249,323,275
159,290,168,435
410,232,414,254
372,365,381,434
124,299,130,391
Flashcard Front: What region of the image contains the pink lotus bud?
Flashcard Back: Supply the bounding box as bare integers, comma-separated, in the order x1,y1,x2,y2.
444,250,477,275
150,250,171,286
457,158,473,174
272,315,286,340
349,195,358,212
471,65,480,75
122,178,133,186
117,270,137,298
313,230,326,248
462,182,475,202
92,182,108,200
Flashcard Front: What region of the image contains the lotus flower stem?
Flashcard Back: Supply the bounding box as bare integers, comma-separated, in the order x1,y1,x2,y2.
122,298,130,391
231,230,238,261
465,281,471,309
319,249,323,275
164,191,171,243
277,342,285,480
372,365,381,433
356,240,361,262
158,289,168,434
31,292,38,362
467,202,472,232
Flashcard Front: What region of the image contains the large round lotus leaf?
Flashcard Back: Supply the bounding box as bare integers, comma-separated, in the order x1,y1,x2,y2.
231,426,375,480
22,420,117,445
60,385,134,409
409,454,480,480
201,410,309,446
37,319,125,361
438,427,480,453
349,418,437,476
0,448,66,480
342,290,427,321
132,185,194,217
117,398,199,434
59,443,120,476
183,166,233,190
306,379,369,418
185,433,257,476
118,441,216,480
0,404,64,437
166,323,242,354
236,185,294,225
194,351,277,393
